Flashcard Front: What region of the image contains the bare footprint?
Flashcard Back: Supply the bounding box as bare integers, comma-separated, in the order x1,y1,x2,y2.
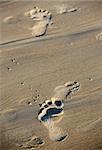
25,6,52,37
37,81,80,141
18,136,45,149
52,81,80,100
38,99,67,141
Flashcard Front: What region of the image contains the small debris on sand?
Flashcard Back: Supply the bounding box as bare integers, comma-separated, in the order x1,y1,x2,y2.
28,101,32,106
21,82,25,86
16,62,19,65
11,58,19,65
7,67,12,71
32,96,37,102
11,58,16,63
37,94,40,98
32,94,40,102
88,77,93,81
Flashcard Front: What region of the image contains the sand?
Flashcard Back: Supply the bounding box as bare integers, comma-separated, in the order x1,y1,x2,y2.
0,0,102,150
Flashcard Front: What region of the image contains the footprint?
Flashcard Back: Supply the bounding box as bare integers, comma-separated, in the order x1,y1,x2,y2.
38,99,65,141
37,81,80,141
7,67,12,71
18,136,45,149
52,81,80,100
25,6,52,37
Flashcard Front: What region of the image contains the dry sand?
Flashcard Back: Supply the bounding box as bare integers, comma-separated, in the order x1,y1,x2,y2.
0,0,102,150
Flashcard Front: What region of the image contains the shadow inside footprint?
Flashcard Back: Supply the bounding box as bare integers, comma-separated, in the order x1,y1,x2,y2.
57,134,68,142
40,108,63,121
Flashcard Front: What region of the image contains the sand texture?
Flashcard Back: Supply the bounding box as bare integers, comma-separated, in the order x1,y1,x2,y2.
0,0,102,150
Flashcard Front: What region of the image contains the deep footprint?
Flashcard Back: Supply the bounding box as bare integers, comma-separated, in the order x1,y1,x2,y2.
37,81,80,141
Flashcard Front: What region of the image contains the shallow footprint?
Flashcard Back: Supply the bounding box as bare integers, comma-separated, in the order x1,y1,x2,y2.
18,136,45,149
52,81,80,100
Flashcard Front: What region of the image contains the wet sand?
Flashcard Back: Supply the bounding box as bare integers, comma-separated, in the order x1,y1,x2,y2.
0,1,102,150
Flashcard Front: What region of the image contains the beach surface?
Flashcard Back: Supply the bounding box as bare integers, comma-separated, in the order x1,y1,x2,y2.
0,0,102,150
